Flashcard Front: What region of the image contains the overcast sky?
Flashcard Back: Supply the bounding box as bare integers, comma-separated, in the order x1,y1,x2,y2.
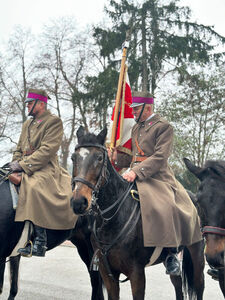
0,0,225,45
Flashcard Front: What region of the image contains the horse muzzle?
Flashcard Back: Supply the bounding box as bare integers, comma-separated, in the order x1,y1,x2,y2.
205,251,224,269
204,234,225,268
70,196,88,215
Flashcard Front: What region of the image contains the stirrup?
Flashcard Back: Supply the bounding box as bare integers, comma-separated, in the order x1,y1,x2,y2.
18,240,33,257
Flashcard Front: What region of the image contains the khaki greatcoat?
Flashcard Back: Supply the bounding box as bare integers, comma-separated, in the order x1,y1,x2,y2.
127,114,202,247
13,110,77,230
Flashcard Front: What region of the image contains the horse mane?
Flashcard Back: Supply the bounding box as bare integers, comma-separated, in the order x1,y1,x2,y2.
204,160,225,180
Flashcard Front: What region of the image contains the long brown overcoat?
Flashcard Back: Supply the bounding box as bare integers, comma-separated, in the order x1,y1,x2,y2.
127,114,202,247
12,110,77,230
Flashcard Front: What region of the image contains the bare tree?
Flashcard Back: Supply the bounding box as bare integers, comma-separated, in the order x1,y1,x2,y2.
36,17,95,169
159,62,225,167
0,26,38,161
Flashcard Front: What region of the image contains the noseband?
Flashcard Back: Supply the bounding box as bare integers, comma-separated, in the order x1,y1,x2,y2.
72,143,108,193
202,226,225,237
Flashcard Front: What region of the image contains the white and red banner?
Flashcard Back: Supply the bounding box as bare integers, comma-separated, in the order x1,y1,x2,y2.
106,65,135,156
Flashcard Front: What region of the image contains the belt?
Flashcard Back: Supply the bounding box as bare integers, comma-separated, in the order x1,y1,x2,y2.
132,155,148,163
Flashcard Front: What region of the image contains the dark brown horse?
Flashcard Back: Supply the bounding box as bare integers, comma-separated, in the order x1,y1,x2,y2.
0,171,104,300
184,158,225,297
70,126,205,300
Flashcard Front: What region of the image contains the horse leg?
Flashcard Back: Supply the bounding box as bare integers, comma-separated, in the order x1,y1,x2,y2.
98,257,119,300
185,240,205,300
129,266,145,300
100,271,119,300
218,269,225,297
8,255,21,300
169,274,183,300
0,258,6,295
70,236,104,300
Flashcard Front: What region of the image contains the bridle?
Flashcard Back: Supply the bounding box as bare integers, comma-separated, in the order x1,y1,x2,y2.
202,226,225,237
72,143,109,196
202,226,225,271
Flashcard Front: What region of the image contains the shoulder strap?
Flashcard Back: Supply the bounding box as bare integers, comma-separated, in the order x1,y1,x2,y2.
135,138,145,156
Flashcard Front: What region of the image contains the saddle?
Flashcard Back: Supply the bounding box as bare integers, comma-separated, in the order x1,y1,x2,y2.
0,164,22,186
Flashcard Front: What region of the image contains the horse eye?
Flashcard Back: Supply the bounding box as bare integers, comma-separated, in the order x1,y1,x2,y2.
97,154,103,162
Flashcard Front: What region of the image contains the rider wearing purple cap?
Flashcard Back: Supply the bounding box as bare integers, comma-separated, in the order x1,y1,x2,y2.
110,91,202,276
9,88,77,257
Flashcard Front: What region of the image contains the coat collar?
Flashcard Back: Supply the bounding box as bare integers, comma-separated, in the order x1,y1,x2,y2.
133,114,160,132
32,110,51,127
144,114,160,131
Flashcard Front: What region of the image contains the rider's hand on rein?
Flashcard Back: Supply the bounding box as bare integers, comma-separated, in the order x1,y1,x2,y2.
122,170,137,182
9,161,23,172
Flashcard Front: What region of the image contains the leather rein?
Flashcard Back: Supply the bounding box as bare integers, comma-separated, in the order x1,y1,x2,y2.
71,143,140,283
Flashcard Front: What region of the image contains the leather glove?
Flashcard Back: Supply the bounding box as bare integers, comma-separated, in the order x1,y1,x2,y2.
9,161,23,172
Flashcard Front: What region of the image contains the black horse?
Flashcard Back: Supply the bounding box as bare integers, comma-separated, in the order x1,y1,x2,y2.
70,126,205,300
0,176,104,300
184,158,225,297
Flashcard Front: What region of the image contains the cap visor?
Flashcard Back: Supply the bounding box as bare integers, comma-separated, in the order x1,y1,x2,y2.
25,98,37,103
130,103,144,108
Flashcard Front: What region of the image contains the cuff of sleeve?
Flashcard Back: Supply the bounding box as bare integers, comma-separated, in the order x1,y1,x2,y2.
131,165,145,181
19,161,33,176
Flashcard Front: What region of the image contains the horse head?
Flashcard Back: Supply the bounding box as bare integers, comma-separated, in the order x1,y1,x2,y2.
71,126,108,215
184,158,225,269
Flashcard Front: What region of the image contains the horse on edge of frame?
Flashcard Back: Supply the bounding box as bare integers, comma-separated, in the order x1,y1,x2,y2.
184,158,225,298
70,126,205,300
0,168,104,300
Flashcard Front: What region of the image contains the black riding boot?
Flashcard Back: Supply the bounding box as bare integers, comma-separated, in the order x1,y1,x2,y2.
164,248,181,276
18,226,47,257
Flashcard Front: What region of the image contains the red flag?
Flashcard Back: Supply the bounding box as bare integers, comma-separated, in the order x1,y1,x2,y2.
106,65,135,167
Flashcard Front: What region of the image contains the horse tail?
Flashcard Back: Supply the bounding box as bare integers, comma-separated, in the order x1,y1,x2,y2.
182,246,196,299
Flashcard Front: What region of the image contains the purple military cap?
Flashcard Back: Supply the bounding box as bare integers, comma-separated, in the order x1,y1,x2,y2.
130,91,154,108
25,88,51,103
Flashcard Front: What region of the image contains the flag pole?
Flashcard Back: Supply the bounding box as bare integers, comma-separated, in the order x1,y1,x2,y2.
110,41,129,149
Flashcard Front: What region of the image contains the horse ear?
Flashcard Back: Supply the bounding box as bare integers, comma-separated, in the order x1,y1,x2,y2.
97,127,107,145
183,158,203,180
77,126,85,143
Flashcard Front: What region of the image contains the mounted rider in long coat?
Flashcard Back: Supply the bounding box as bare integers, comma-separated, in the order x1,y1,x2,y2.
10,88,77,257
109,91,202,276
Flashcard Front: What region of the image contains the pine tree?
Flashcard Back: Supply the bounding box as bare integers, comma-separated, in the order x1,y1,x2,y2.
94,0,225,94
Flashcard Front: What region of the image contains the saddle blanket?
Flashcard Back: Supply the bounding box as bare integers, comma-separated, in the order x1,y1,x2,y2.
9,181,19,209
146,247,163,266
